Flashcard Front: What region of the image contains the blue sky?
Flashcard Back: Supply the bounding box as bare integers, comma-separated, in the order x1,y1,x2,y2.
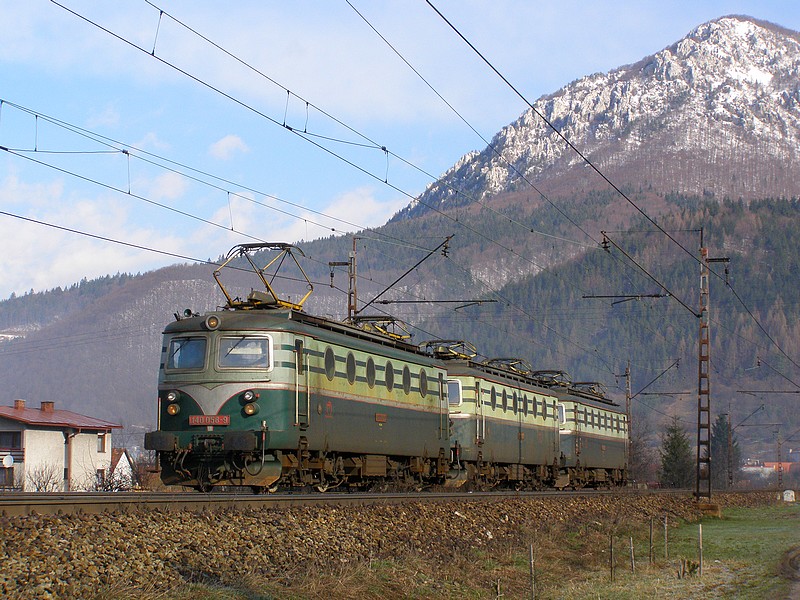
1,1,799,299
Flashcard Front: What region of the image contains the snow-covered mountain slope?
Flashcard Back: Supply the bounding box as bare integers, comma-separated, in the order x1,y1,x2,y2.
394,16,800,221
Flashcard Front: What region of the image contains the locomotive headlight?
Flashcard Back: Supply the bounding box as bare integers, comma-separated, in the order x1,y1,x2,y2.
243,402,260,416
242,390,256,402
165,390,179,403
204,315,220,330
166,403,181,416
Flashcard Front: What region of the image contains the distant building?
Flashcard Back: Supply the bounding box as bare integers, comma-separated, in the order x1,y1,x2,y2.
0,399,122,491
109,447,136,490
763,462,796,475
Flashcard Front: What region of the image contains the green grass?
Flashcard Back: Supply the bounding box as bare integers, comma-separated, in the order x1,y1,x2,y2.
552,504,800,600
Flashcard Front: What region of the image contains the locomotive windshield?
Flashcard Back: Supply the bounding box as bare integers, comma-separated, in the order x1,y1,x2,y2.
218,336,271,369
166,337,207,370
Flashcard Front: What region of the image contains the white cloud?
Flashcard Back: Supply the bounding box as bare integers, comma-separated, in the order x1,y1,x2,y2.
191,186,405,256
0,174,188,299
145,172,188,201
134,132,171,152
209,135,249,160
86,105,120,129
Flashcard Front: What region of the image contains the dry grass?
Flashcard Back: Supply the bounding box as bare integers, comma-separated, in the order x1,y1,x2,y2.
83,498,797,600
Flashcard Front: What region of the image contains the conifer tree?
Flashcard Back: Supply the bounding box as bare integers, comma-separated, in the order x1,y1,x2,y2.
659,416,694,488
710,413,741,489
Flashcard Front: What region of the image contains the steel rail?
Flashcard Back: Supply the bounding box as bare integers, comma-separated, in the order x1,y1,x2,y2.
0,488,693,517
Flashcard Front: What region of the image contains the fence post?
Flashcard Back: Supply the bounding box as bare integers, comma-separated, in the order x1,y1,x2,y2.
649,517,654,564
664,515,668,559
698,524,703,577
629,536,636,574
529,543,535,600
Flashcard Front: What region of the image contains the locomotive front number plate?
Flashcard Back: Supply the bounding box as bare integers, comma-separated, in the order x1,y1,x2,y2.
189,415,231,426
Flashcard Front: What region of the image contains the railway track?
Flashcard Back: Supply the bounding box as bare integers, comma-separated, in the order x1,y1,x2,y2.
0,487,687,517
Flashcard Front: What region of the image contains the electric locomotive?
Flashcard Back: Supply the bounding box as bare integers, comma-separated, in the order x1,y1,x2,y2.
145,243,451,492
431,343,628,489
145,242,628,492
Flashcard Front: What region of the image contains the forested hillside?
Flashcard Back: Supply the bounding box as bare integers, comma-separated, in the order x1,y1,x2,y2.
424,196,800,457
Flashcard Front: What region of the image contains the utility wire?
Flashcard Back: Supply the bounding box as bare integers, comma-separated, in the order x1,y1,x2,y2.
48,1,575,289
345,0,595,247
425,0,800,370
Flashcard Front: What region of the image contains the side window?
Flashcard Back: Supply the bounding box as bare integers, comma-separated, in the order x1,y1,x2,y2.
385,361,394,391
0,431,21,448
502,389,508,412
366,357,376,388
558,403,566,425
402,366,411,395
219,336,270,369
346,353,356,385
491,387,497,411
447,379,462,407
167,337,207,370
324,347,336,381
295,339,304,375
419,369,428,398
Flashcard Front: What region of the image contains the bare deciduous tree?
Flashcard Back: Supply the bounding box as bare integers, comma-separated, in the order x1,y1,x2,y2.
26,463,63,492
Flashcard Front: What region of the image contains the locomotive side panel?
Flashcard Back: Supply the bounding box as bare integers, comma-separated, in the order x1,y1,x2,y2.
446,365,563,487
296,334,448,458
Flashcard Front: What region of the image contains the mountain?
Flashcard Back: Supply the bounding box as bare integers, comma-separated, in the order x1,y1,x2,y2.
394,16,800,221
1,16,800,459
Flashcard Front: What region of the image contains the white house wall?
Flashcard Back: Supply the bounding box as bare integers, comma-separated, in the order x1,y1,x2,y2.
21,429,64,491
70,432,112,490
20,428,112,491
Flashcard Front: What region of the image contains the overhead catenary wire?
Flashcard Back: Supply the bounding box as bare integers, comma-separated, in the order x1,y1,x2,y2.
40,1,682,381
424,0,800,371
345,1,758,382
344,0,596,248
32,3,788,390
45,1,581,289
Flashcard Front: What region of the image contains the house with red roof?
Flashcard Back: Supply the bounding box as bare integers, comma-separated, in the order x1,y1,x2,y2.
0,399,122,491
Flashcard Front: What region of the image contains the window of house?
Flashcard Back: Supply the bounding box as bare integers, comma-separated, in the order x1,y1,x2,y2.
97,433,107,453
0,431,21,449
0,467,14,487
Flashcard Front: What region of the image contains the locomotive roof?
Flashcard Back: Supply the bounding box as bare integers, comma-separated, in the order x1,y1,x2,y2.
164,307,432,358
445,358,621,409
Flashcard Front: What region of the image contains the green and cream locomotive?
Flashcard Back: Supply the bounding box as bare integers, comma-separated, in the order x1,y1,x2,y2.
431,344,627,490
145,243,628,492
145,244,450,492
